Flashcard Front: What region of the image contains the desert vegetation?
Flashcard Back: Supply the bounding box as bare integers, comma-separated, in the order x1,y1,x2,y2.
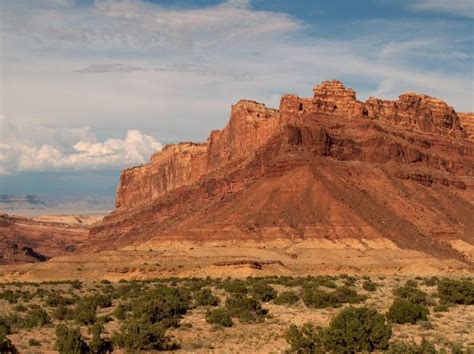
0,275,472,352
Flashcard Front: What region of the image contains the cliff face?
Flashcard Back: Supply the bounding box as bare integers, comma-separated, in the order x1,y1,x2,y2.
459,113,474,140
115,80,469,209
89,80,474,265
116,143,207,208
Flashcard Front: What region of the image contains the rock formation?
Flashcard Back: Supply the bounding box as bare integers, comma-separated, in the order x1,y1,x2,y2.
90,80,474,265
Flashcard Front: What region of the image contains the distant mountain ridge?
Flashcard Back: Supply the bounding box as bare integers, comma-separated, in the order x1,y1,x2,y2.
0,194,48,209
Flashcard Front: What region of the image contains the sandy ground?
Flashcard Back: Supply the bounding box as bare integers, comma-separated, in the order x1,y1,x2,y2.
0,237,472,283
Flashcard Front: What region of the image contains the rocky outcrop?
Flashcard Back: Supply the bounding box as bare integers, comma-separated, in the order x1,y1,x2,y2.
207,100,279,170
0,214,90,265
114,80,471,211
365,93,464,136
116,143,207,208
460,113,474,140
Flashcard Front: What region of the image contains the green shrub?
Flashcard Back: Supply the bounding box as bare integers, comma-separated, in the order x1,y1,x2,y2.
251,282,277,302
362,280,377,291
112,319,174,351
387,298,429,324
286,306,391,353
323,306,391,352
55,324,89,354
274,291,300,305
385,338,437,353
89,323,112,354
219,279,248,294
13,304,27,312
437,279,474,305
303,286,364,309
225,294,267,323
114,303,128,320
286,322,323,353
28,338,40,346
46,293,74,307
53,305,73,321
433,304,449,312
130,285,190,328
422,277,439,287
205,308,233,327
74,301,97,325
24,308,49,329
393,285,427,305
194,288,219,307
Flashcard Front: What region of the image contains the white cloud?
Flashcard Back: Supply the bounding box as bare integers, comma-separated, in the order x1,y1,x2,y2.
409,0,474,18
0,125,162,174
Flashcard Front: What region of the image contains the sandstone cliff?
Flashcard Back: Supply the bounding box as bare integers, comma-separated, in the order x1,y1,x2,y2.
89,81,474,268
115,80,470,209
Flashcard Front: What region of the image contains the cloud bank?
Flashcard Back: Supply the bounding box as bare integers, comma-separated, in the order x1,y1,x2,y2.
0,127,161,174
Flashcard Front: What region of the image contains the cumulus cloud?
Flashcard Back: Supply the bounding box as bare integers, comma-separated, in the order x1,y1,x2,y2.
0,127,162,174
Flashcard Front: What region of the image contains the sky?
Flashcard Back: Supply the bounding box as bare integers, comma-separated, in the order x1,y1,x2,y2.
0,0,473,201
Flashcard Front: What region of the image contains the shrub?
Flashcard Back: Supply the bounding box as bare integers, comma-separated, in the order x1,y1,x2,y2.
274,291,300,305
387,298,429,324
89,323,112,354
437,279,474,305
112,319,174,351
53,305,73,321
74,301,97,325
46,293,74,307
70,280,82,290
302,286,364,309
225,294,267,323
114,303,128,320
433,304,449,312
323,306,391,352
362,280,377,291
251,282,277,302
130,285,190,328
286,322,323,353
55,324,89,354
205,308,233,327
28,338,40,346
393,285,427,305
194,288,219,307
219,279,248,294
286,306,391,353
0,319,17,353
302,288,338,308
422,277,439,287
332,286,366,303
13,304,27,312
386,338,437,353
24,308,49,329
405,279,418,288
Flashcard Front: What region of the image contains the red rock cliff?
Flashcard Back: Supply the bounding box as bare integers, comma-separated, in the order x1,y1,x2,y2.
116,142,207,208
115,80,468,209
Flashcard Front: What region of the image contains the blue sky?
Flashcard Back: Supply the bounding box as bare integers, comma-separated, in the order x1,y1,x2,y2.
0,0,472,199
